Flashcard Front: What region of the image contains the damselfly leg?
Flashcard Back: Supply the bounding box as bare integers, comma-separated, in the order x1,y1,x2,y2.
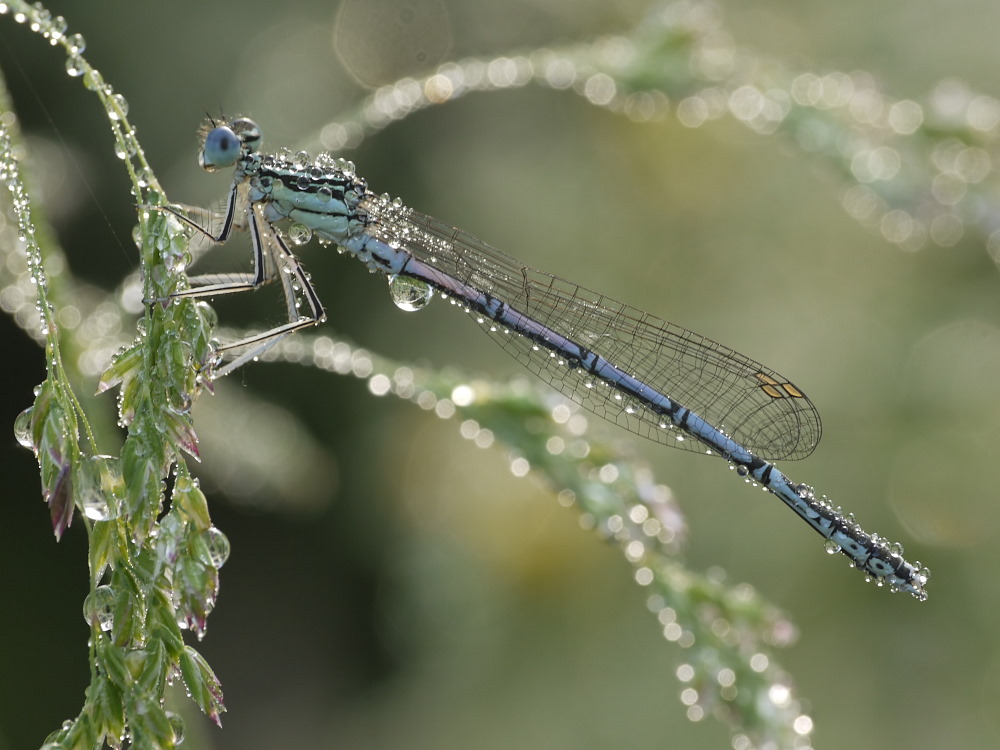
151,189,326,378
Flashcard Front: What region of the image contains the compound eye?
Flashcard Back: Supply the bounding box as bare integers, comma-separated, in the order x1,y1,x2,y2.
199,126,241,170
229,118,262,152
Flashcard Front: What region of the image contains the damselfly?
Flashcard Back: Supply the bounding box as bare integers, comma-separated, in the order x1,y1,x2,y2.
154,117,929,600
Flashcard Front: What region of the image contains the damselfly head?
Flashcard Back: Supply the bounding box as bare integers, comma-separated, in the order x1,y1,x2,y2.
199,126,239,171
198,117,262,171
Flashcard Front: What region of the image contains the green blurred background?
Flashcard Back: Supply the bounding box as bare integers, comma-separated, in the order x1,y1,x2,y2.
2,0,999,747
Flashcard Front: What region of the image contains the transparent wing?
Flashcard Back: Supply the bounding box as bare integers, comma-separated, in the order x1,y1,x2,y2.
366,205,821,461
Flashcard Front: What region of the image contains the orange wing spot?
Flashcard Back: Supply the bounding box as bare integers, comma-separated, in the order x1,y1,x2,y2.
760,383,785,399
755,372,806,400
782,382,805,399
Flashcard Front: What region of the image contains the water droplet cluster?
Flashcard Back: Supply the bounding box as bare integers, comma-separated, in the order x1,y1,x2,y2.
780,479,930,600
0,2,165,381
153,472,228,639
0,1,157,205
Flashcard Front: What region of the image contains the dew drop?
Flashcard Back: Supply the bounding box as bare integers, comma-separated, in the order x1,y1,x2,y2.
166,712,185,745
622,397,641,415
29,6,49,31
203,527,231,568
82,68,103,91
736,465,750,477
824,539,841,555
388,275,433,311
66,32,85,54
83,585,115,631
49,16,68,42
65,54,84,77
13,406,34,450
107,93,128,121
288,222,313,246
76,455,124,521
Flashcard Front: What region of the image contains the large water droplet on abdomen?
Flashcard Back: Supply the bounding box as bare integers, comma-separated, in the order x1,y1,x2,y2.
388,275,433,312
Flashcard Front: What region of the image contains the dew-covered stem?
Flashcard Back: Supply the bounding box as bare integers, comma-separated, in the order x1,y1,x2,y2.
2,2,223,747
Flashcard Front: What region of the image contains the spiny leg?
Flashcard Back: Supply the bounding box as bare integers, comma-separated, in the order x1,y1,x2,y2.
202,203,326,378
145,192,325,377
145,182,265,301
157,176,242,245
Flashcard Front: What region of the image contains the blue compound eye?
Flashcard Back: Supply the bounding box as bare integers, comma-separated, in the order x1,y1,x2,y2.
200,126,241,170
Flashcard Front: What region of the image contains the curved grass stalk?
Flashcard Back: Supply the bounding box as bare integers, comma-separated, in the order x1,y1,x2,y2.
2,3,222,747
